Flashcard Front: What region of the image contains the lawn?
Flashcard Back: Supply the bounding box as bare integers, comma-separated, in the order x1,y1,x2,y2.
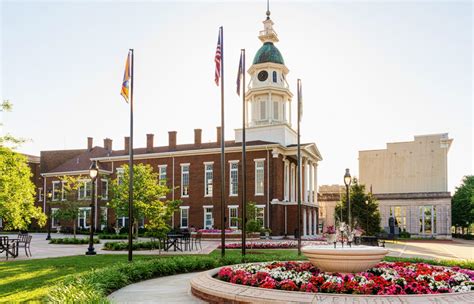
0,255,158,303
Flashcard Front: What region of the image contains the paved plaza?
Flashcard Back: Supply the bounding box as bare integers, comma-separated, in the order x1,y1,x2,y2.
1,233,472,262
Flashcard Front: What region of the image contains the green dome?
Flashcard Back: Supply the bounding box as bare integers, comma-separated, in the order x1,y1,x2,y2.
253,42,284,65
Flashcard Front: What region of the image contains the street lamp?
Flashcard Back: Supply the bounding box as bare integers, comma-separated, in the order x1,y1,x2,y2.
46,189,53,240
344,169,352,232
86,160,99,256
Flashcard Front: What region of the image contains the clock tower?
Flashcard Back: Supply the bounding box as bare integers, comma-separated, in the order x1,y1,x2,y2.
235,10,297,146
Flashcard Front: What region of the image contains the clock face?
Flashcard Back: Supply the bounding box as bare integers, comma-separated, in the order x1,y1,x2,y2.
257,70,268,82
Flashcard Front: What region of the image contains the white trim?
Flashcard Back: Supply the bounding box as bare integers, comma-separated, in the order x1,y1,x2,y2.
256,204,266,208
92,144,282,162
204,162,213,197
255,159,265,196
203,161,214,165
101,179,108,200
51,207,59,228
228,160,240,163
180,207,189,229
41,169,112,177
180,163,190,167
253,158,266,162
229,206,239,229
158,164,168,168
203,206,213,229
52,181,61,201
202,205,214,209
179,206,190,209
227,205,239,208
181,164,190,197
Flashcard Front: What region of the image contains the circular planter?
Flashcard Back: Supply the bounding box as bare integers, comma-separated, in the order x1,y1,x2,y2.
302,245,389,273
190,267,474,304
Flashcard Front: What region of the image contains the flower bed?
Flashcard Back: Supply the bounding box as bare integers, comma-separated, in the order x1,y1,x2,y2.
219,240,327,249
216,261,474,295
49,238,99,244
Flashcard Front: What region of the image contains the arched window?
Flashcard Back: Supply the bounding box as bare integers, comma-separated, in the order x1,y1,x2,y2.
272,71,277,83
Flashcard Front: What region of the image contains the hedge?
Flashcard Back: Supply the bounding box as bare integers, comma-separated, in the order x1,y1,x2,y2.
103,241,161,251
49,238,100,245
47,254,474,304
98,234,131,240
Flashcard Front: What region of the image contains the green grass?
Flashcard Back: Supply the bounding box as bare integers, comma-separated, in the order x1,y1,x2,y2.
0,255,157,303
0,249,472,303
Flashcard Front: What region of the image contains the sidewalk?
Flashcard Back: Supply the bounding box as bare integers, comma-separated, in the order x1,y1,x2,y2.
108,272,204,303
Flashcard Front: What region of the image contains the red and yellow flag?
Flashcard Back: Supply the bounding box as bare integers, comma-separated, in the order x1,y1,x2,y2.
121,52,131,103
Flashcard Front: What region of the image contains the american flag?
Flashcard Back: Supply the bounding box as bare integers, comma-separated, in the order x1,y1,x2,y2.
236,51,243,96
214,27,222,86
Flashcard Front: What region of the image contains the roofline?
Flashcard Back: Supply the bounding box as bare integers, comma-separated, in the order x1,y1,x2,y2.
41,169,112,177
92,144,282,162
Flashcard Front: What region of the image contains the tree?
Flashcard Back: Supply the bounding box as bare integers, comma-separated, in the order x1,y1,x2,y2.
109,164,180,237
451,175,474,234
335,178,381,236
242,202,265,235
0,100,26,147
0,147,46,230
52,175,89,238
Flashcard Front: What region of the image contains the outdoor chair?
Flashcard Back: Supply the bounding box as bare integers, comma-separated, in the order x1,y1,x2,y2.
0,236,15,260
180,232,191,251
193,232,202,251
17,234,32,257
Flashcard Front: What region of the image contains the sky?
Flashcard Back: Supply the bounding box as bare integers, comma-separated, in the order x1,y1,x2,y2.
1,0,472,192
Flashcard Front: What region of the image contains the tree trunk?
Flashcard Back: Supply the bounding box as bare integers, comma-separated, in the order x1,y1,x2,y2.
73,221,77,239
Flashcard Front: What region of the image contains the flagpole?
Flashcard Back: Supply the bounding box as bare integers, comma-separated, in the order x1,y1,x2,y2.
128,49,134,262
241,49,247,261
220,27,226,258
297,79,302,256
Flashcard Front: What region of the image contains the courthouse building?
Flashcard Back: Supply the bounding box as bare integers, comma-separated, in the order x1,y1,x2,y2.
34,11,323,237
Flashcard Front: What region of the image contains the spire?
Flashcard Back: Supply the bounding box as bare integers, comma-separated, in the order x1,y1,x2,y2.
266,0,270,20
259,0,279,43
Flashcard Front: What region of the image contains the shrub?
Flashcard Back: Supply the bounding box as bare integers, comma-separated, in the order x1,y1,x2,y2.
452,233,474,240
98,234,130,240
399,230,411,238
102,241,161,250
49,238,100,245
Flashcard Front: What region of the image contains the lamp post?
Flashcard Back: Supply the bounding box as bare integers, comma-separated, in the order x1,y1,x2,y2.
344,169,352,232
86,160,99,256
45,189,53,240
365,200,369,235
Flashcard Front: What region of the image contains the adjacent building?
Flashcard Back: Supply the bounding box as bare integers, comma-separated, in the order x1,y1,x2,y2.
359,133,453,239
34,11,323,237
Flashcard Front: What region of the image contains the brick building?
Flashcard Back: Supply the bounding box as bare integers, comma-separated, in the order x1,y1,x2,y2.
35,12,323,237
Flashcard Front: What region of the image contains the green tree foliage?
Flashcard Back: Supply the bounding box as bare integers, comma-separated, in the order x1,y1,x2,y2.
0,100,26,147
451,175,474,234
335,178,381,236
109,164,180,237
52,175,89,238
0,147,46,230
244,202,264,234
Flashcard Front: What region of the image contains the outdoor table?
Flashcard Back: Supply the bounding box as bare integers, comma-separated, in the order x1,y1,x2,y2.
0,236,19,259
165,234,183,252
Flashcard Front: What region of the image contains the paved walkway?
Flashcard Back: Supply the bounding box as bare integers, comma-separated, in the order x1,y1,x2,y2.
108,272,204,303
0,233,219,261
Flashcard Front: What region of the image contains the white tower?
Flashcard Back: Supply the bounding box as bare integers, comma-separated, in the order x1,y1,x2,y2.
235,10,297,146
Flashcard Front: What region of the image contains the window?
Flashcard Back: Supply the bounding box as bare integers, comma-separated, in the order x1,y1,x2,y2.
260,100,266,120
255,160,265,195
51,208,59,228
38,188,43,202
203,206,213,229
180,207,189,228
52,181,61,201
78,207,91,229
272,71,277,83
101,179,108,200
256,206,265,228
204,163,213,197
229,206,238,229
158,165,167,186
419,205,436,235
273,101,279,120
229,161,239,196
181,164,190,197
117,168,125,185
116,216,129,228
390,206,407,231
100,207,108,230
78,180,92,200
